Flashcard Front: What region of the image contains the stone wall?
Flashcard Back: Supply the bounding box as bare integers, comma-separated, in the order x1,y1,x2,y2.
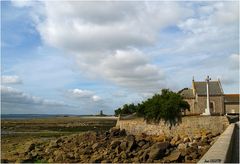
116,116,229,137
183,99,196,115
196,96,225,115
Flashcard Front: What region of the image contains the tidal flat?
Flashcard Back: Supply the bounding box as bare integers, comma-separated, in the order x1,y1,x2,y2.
1,116,117,162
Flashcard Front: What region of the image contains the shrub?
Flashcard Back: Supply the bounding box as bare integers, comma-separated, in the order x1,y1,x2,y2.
115,89,190,126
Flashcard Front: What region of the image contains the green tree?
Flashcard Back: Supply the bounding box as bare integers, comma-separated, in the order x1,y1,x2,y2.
114,89,190,126
137,89,190,126
114,103,137,116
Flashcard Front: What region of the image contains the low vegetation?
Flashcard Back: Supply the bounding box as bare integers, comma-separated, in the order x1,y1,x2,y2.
115,89,190,126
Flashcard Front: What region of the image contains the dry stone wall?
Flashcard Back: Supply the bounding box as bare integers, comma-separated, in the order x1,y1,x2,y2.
116,116,229,137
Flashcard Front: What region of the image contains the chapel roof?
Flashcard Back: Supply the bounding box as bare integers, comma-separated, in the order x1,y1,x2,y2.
180,88,195,98
193,81,223,96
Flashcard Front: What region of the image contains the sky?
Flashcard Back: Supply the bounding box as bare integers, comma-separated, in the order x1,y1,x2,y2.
1,0,239,115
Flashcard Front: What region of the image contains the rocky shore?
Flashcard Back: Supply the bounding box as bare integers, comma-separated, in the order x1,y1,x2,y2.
2,127,220,163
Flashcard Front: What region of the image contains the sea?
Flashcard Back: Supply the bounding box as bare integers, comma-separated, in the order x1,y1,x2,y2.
1,114,74,120
1,114,106,120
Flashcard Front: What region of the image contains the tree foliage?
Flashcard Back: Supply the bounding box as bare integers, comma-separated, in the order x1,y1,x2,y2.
114,103,137,116
114,89,190,126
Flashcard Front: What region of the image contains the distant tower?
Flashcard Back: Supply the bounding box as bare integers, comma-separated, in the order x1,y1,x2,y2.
202,75,211,115
100,110,103,116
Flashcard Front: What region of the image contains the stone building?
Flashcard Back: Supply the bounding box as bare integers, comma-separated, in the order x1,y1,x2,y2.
180,79,239,115
224,94,240,114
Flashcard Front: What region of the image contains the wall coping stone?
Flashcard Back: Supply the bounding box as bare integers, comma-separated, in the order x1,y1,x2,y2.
198,122,237,163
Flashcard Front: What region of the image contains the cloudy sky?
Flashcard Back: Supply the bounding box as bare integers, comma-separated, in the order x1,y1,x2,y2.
1,1,239,114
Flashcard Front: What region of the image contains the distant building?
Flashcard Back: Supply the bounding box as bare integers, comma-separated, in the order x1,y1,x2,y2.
180,78,239,115
224,94,240,114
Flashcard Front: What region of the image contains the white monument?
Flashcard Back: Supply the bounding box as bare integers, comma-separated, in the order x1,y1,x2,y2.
202,75,211,115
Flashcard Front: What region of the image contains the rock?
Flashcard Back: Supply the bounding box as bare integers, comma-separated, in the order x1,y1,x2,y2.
186,146,197,155
178,143,187,156
101,160,110,163
74,152,80,159
213,132,221,137
164,148,171,156
189,142,197,147
56,138,63,144
132,157,140,163
126,135,135,142
49,140,59,148
90,154,103,163
190,152,199,159
66,152,74,159
164,150,181,162
127,140,136,151
83,147,93,155
142,142,150,149
113,157,119,163
120,151,127,159
140,150,150,162
148,142,169,160
54,150,66,162
183,137,190,143
80,154,90,162
207,133,214,139
120,141,127,151
170,135,180,146
146,159,153,163
193,135,201,141
115,146,121,154
109,127,120,137
185,155,193,162
44,147,53,154
119,129,126,136
198,146,209,156
24,142,36,153
206,131,212,136
92,143,100,150
197,139,208,146
152,135,166,142
138,140,146,147
48,158,54,163
110,140,121,149
177,143,187,150
104,131,110,137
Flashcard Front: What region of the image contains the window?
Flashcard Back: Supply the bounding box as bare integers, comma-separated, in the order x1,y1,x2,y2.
210,101,215,113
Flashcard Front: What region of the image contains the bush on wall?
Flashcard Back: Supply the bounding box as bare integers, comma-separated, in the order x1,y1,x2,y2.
115,89,190,126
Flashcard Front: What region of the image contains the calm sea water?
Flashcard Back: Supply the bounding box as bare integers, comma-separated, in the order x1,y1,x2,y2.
1,114,70,120
1,114,105,120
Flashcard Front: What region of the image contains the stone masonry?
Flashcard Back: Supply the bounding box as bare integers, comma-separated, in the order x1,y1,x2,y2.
116,116,229,137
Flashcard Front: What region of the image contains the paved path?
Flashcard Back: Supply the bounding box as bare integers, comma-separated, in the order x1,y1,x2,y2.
230,122,239,163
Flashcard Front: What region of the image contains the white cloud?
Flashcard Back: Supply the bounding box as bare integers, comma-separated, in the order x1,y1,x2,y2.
67,88,102,102
68,89,94,98
36,1,192,52
99,49,165,92
15,1,193,93
1,85,66,106
2,75,22,84
92,95,101,102
176,1,238,55
229,53,239,70
11,0,35,7
11,1,238,95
